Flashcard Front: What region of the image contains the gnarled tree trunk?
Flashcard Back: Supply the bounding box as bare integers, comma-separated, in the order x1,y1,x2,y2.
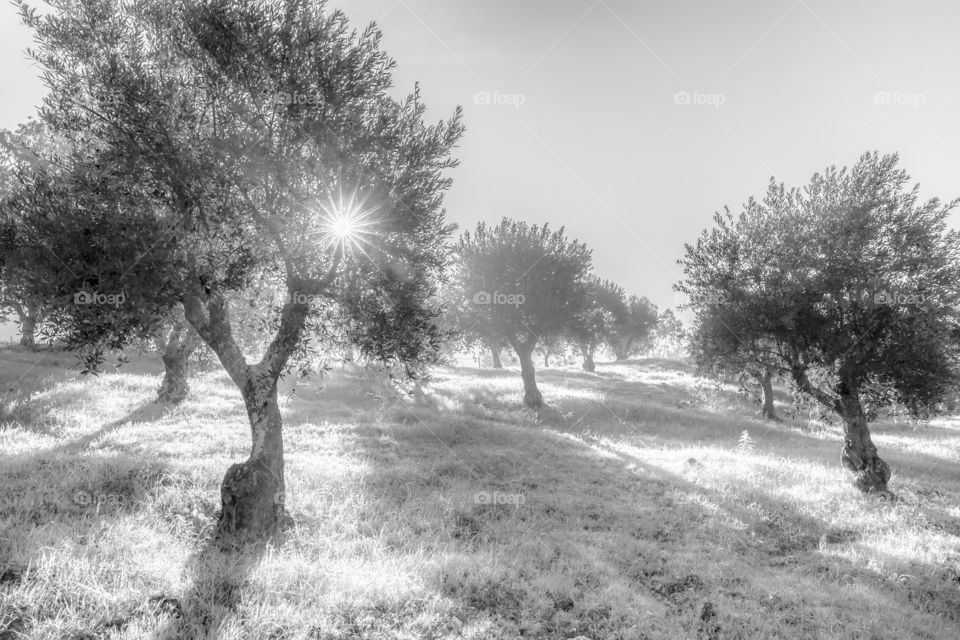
182,286,311,542
838,381,890,494
219,368,286,538
157,313,200,404
513,341,543,409
791,364,890,495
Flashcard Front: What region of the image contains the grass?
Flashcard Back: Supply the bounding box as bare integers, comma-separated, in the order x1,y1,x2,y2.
0,344,959,639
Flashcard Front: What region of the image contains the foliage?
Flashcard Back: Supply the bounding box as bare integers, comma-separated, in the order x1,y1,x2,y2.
15,0,464,380
679,151,960,421
607,293,658,359
453,219,592,353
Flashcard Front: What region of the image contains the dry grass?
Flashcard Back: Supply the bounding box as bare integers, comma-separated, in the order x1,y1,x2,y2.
1,345,959,639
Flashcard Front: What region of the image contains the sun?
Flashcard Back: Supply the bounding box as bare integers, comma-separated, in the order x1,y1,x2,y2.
330,215,356,240
316,187,380,257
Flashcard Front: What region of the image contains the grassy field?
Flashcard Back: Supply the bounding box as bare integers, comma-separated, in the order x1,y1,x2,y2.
1,345,959,639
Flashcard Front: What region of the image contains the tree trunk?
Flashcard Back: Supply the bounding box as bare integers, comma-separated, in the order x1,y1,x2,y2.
838,381,891,494
182,286,308,543
18,314,36,347
757,368,777,420
614,338,632,361
582,344,596,372
490,346,503,369
514,343,544,409
543,352,550,368
218,369,286,541
157,313,200,404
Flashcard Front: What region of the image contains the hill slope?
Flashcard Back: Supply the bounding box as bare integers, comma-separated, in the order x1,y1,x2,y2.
1,347,959,639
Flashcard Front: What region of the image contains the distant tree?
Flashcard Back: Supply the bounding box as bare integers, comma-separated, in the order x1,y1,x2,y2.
679,152,960,496
0,120,68,347
646,308,683,358
681,264,788,420
155,305,201,403
535,335,567,369
608,294,658,360
488,340,505,368
454,219,592,408
568,276,627,372
19,0,462,540
441,288,509,369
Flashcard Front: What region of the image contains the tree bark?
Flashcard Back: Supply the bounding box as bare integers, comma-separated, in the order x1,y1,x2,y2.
490,346,502,369
513,341,544,409
757,368,777,420
19,314,36,347
14,301,40,348
182,285,311,542
157,314,200,404
218,368,286,540
582,344,596,372
838,380,891,494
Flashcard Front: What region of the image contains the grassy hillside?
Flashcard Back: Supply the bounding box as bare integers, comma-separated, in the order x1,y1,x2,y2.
1,345,959,639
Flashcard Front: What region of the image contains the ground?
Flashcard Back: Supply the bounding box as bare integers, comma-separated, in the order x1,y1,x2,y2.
1,345,959,639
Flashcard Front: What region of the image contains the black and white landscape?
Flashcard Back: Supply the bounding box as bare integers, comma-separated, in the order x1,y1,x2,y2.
1,1,959,639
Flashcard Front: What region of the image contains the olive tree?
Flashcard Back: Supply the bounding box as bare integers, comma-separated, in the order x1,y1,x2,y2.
679,152,960,495
453,219,591,408
18,0,462,538
607,294,658,360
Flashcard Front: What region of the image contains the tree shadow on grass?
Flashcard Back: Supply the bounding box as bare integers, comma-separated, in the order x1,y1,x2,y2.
0,392,275,640
149,534,270,640
337,401,960,639
0,446,180,639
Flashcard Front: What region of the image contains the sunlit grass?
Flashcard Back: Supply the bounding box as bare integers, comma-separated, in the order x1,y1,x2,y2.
1,345,958,638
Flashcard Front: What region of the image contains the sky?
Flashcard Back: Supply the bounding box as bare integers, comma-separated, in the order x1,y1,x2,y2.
2,0,960,317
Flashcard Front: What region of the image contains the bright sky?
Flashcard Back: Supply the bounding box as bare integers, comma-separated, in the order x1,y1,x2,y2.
3,0,960,315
